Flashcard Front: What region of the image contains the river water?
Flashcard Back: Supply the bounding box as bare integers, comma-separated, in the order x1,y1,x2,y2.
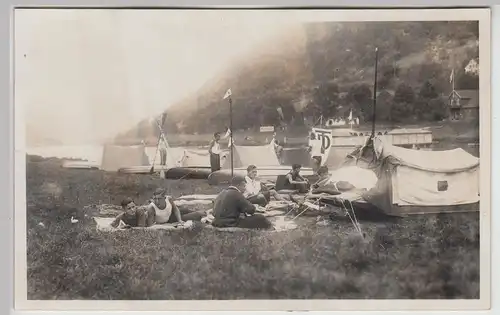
26,141,479,168
26,145,179,165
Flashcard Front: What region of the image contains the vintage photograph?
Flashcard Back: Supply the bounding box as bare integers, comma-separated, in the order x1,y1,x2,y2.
14,7,490,310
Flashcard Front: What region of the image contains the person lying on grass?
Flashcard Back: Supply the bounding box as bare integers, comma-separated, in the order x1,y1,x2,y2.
148,188,206,224
244,164,286,207
110,197,155,228
283,164,310,194
212,177,273,230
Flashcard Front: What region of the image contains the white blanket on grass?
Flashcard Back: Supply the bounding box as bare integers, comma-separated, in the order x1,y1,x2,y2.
94,214,297,233
94,217,194,232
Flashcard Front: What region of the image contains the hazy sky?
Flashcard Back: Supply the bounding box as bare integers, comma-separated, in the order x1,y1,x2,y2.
15,9,298,144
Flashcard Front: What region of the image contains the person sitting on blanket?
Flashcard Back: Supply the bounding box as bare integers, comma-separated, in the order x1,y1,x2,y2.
212,177,273,230
148,188,206,224
110,197,155,228
283,164,310,193
244,165,286,207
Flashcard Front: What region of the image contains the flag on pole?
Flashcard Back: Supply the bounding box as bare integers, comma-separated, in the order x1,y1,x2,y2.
223,89,232,100
223,128,231,139
449,69,454,83
227,135,235,148
348,109,353,121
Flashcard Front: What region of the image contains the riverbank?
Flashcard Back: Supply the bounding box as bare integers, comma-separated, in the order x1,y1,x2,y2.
112,120,479,147
26,156,479,300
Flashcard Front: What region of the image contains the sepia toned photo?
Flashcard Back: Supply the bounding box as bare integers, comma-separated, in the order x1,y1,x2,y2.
13,7,491,311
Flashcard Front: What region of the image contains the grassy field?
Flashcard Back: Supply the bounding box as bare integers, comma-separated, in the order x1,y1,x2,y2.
26,156,480,300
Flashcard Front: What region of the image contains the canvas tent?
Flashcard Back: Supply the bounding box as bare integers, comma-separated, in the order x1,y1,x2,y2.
180,149,229,168
220,142,281,169
101,144,150,172
346,136,480,216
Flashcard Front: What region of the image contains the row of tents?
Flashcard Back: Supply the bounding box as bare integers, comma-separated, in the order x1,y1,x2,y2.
73,134,480,217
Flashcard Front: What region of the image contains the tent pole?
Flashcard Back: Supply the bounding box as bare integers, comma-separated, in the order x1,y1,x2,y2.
371,47,379,138
229,97,234,178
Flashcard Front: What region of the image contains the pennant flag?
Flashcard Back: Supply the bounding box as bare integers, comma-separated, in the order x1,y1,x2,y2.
227,136,235,148
223,89,232,100
449,69,454,83
348,109,353,121
223,128,231,139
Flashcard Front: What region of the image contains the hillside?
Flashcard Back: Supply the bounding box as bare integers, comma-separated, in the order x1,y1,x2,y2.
114,21,479,144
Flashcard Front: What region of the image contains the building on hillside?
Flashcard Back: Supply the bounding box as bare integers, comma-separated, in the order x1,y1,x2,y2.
448,89,479,121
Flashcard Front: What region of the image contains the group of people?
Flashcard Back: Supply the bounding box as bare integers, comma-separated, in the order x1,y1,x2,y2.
110,130,339,231
110,162,334,231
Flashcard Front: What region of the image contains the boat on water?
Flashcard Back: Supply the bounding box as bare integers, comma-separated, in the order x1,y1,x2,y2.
118,165,213,180
62,160,100,170
307,126,434,169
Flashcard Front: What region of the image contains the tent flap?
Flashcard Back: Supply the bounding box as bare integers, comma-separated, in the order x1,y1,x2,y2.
374,137,479,172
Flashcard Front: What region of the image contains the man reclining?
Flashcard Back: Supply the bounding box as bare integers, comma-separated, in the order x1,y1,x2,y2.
110,197,155,228
109,189,205,228
212,177,273,230
147,188,206,224
244,164,286,207
310,166,341,195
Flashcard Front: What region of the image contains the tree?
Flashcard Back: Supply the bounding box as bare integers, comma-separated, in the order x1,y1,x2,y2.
390,83,416,122
348,84,373,122
415,81,444,121
394,83,415,104
313,82,340,118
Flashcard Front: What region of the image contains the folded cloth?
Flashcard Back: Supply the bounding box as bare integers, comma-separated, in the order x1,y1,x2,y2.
177,194,218,200
266,200,292,211
94,217,193,232
175,199,213,206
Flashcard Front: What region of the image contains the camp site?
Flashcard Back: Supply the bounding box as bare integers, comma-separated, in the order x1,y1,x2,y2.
19,12,484,303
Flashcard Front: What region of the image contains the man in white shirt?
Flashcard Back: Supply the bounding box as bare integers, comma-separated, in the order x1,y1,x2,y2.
208,132,222,172
244,164,286,206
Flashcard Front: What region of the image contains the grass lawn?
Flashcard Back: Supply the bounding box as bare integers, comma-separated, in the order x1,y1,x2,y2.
26,156,480,300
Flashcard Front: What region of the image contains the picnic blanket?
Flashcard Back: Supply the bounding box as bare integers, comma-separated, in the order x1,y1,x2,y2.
94,217,194,232
204,216,297,232
94,215,297,233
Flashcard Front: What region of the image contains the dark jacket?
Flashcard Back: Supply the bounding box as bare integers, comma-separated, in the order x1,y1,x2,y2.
212,186,256,227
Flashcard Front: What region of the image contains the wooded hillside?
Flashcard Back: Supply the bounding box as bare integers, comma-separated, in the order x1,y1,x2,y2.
115,21,479,143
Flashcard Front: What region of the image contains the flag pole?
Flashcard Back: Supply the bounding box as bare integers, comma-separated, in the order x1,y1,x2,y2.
371,47,379,138
228,96,234,178
452,69,455,91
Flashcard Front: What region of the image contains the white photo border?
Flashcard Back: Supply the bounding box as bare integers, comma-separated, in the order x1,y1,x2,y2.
7,4,493,313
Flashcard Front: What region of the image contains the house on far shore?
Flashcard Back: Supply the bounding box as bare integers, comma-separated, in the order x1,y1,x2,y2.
448,89,479,121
